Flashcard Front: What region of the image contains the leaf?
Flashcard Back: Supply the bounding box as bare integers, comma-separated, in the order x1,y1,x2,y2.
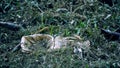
18,34,90,53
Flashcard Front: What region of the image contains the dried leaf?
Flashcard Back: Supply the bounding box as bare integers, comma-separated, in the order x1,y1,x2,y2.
19,34,90,53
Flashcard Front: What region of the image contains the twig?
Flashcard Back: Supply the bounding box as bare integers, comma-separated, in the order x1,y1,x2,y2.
0,22,22,31
12,43,21,52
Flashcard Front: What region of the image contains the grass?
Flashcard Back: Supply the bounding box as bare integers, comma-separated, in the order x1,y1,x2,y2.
0,0,120,68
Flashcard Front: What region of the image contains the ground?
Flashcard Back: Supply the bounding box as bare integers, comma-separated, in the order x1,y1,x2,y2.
0,0,120,68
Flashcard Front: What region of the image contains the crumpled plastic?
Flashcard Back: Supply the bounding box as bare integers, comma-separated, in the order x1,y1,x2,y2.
20,34,90,54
